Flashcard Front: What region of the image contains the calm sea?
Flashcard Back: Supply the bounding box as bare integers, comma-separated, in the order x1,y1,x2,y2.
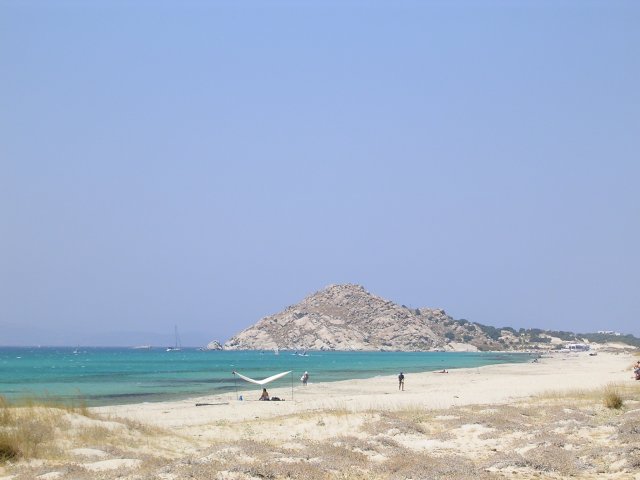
0,347,532,406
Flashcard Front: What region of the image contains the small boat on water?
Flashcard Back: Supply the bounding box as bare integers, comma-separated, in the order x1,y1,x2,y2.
133,345,152,350
166,326,182,352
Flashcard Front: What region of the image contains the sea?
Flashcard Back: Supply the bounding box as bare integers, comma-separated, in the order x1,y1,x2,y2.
0,347,533,407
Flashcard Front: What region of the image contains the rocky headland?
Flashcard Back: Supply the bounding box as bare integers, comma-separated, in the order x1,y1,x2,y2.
223,284,640,352
224,284,501,351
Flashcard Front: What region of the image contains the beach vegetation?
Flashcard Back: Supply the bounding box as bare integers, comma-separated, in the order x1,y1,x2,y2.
603,385,624,409
545,330,577,341
476,324,502,341
0,395,175,470
1,375,639,479
580,332,640,348
384,451,488,479
0,441,19,462
494,448,577,476
327,404,352,417
529,335,551,343
0,403,60,461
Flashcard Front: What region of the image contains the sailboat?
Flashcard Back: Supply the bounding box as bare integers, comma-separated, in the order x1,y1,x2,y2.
166,326,182,352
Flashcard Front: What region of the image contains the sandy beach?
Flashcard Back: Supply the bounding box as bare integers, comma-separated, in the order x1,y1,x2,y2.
2,350,639,480
93,350,634,426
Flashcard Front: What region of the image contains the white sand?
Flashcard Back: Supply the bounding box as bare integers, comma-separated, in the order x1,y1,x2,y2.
94,351,636,430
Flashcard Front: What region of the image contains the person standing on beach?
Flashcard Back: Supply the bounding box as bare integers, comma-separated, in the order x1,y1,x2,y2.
398,372,405,391
301,371,309,386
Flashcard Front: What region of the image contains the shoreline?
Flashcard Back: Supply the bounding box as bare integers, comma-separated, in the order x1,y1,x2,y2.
0,349,535,408
93,350,636,428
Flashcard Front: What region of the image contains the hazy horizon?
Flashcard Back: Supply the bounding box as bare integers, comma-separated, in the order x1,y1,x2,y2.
2,1,639,346
1,282,637,347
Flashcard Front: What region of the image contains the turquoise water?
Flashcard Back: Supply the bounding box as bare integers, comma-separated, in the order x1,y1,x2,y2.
0,347,532,406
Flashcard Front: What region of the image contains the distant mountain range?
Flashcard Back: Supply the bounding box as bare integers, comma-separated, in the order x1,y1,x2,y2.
224,284,640,351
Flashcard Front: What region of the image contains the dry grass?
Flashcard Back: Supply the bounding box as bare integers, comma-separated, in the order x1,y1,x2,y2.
0,397,67,461
383,451,496,479
603,384,624,409
537,382,637,406
0,394,185,479
0,394,98,463
2,382,640,479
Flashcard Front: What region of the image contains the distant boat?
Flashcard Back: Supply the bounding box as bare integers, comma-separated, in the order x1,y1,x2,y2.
166,326,182,352
274,347,279,355
133,345,152,350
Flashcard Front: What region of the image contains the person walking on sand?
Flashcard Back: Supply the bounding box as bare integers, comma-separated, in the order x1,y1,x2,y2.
398,372,405,391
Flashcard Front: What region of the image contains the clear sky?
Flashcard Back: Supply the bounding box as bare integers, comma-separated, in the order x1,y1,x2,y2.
1,0,639,346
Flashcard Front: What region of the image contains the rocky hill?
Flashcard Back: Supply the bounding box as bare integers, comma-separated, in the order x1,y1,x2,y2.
224,284,502,351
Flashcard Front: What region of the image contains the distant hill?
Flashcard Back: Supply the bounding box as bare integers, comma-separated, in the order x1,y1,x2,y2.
224,284,501,351
224,284,640,352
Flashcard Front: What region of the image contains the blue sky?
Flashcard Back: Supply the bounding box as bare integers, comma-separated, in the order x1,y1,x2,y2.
1,1,639,346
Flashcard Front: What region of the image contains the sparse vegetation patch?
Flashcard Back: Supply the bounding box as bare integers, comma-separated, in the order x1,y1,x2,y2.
603,385,624,409
1,382,639,479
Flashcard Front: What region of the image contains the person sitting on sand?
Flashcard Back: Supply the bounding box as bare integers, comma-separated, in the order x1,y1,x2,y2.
259,388,270,401
398,372,404,391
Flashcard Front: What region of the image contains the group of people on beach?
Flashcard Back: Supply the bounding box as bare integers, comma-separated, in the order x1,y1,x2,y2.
252,356,640,402
257,371,309,400
258,359,639,401
257,368,454,400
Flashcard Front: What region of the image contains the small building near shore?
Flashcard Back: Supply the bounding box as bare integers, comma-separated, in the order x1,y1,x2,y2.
566,343,590,351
